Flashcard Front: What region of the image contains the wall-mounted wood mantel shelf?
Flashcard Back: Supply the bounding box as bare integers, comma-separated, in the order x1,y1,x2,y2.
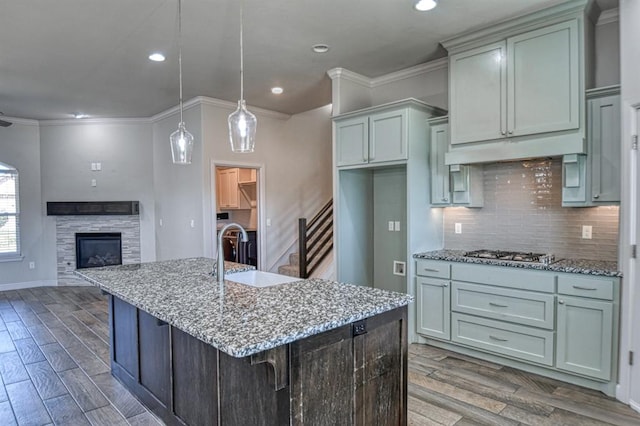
46,201,140,216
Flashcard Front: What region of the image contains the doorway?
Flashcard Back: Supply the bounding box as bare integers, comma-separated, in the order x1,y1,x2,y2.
212,163,263,269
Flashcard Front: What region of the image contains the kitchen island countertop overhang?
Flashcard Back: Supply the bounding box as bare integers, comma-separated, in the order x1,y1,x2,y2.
74,257,413,358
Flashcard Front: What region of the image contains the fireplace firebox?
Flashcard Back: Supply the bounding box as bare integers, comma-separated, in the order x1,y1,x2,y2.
75,233,122,269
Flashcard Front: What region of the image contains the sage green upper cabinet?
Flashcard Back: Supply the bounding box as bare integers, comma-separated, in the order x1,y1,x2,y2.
429,118,451,206
449,42,506,145
336,116,369,167
562,87,621,206
429,117,483,208
443,0,595,165
334,99,445,169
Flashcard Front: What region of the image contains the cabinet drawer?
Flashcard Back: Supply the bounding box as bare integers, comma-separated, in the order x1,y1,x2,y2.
452,282,555,329
557,274,615,301
452,263,555,293
452,313,554,366
415,259,450,279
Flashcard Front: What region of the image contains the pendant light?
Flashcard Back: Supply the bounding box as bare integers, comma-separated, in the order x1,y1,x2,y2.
170,0,194,164
228,0,257,153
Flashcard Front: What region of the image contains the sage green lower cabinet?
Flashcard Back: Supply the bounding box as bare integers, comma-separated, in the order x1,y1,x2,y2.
414,260,620,396
452,313,554,366
556,296,614,381
417,278,450,340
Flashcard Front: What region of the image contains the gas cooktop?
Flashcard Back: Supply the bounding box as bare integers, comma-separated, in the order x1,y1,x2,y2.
464,249,555,265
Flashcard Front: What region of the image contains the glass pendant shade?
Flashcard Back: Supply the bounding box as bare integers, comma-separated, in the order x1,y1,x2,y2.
228,100,257,153
170,122,194,164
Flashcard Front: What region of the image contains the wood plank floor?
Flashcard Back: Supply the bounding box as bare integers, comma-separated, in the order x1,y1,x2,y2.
1,286,639,425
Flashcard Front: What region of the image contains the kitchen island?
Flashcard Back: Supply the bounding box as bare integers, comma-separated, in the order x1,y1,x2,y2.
75,258,412,426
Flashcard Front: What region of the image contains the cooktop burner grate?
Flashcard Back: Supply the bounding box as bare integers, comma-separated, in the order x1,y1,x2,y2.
464,249,554,264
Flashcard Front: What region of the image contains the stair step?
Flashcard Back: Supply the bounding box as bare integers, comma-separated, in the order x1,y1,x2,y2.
289,252,300,266
278,264,300,278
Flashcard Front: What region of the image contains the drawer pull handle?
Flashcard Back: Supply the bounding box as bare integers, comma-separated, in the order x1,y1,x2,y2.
426,283,448,287
489,335,508,342
489,302,508,308
573,286,597,291
559,300,565,305
423,268,441,273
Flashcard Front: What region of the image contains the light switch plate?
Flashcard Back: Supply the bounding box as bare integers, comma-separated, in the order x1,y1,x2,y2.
394,221,401,232
388,221,394,231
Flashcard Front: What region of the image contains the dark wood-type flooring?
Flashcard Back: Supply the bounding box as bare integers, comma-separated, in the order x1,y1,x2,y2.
0,285,639,425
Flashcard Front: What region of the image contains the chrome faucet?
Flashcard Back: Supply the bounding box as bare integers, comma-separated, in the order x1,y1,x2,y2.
215,223,248,282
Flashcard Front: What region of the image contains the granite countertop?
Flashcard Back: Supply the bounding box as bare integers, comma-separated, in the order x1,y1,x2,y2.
75,258,412,358
414,249,622,278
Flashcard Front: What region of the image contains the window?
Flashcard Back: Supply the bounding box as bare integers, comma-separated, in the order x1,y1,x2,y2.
0,162,20,258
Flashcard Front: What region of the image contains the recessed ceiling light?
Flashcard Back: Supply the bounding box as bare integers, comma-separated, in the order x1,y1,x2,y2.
73,113,89,119
271,87,284,95
312,44,330,54
149,53,166,62
414,0,437,11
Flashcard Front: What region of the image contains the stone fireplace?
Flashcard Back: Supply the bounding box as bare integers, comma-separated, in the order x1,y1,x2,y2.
52,204,141,285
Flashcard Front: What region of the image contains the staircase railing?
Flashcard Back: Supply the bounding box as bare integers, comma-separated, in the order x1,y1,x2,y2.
298,199,333,278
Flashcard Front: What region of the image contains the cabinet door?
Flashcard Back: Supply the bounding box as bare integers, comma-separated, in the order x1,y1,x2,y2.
336,116,369,167
416,277,450,340
226,168,240,208
111,297,139,379
589,95,621,203
369,109,407,163
556,296,613,380
450,42,506,144
430,123,451,206
507,20,579,137
138,311,171,407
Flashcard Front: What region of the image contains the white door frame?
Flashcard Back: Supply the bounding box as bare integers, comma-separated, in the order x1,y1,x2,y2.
618,101,640,410
210,159,266,271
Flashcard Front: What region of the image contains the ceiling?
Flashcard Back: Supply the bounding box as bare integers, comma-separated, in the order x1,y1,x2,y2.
0,0,618,121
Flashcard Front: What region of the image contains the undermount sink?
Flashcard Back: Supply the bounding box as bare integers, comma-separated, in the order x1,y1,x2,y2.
226,270,301,287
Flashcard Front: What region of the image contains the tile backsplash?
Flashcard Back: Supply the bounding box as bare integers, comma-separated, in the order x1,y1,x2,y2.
443,158,619,262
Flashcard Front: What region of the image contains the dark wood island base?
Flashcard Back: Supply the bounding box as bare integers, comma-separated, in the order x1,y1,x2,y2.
108,296,408,426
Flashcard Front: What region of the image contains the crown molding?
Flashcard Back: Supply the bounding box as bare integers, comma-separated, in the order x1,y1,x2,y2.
0,117,39,126
371,58,448,87
39,117,151,127
597,8,618,26
328,57,448,90
326,68,371,87
151,96,290,123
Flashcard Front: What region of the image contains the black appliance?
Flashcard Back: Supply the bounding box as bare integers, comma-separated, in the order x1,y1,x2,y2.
464,249,554,264
221,229,257,267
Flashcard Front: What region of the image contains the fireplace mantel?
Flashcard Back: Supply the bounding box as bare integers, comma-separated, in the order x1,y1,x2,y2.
47,201,139,216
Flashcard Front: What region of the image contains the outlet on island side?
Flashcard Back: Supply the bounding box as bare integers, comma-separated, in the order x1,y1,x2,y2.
455,223,462,234
393,261,406,276
582,225,593,239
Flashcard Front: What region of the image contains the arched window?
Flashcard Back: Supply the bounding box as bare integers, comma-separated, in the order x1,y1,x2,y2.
0,162,20,258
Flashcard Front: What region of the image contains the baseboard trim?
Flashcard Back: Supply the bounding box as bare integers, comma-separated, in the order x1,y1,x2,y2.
0,280,57,291
630,399,640,414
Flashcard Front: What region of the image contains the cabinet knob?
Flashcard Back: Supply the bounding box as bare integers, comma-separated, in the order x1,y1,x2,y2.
593,194,600,199
508,131,513,135
441,197,448,202
559,299,565,305
500,131,506,136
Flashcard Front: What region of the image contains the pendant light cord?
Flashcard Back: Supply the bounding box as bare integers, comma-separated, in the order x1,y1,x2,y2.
178,0,184,124
240,0,244,102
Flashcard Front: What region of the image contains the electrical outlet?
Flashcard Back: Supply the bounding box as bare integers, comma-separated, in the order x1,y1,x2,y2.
388,221,394,231
28,262,35,270
190,219,195,228
266,218,272,226
91,179,97,187
159,219,163,227
455,223,462,234
582,225,593,239
394,221,401,232
393,261,406,276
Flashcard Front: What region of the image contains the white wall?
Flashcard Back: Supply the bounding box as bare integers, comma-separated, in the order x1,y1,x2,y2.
0,121,46,286
200,100,333,271
39,121,156,279
152,105,205,261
